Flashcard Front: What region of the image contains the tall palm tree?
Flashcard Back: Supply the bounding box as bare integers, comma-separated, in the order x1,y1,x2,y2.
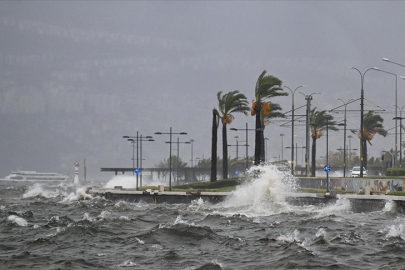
309,108,338,177
358,111,387,169
260,102,285,161
252,70,287,165
217,90,249,179
210,108,220,182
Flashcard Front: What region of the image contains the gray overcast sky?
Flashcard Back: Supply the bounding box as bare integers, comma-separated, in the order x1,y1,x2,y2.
1,1,404,180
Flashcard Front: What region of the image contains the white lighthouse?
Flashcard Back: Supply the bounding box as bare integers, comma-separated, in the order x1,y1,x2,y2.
74,162,80,185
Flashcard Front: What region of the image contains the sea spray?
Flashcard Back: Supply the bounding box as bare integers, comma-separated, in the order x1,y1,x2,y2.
220,164,299,215
104,175,138,189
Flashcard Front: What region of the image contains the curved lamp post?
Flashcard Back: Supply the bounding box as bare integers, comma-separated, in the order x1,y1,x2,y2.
284,85,304,175
350,67,379,177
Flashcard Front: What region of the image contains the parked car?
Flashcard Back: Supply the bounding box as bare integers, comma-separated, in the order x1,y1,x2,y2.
350,166,367,177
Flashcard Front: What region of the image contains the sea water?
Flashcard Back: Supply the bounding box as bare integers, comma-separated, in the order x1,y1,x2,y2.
0,164,404,269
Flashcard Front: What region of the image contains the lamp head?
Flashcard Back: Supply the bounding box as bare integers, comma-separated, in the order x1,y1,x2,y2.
154,132,162,135
373,67,380,70
230,128,237,131
145,136,153,139
382,58,390,62
180,132,187,135
123,136,129,138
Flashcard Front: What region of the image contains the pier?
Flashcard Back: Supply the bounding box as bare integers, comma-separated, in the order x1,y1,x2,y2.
86,187,405,213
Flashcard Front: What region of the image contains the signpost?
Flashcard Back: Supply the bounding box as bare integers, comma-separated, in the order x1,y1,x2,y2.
324,165,331,193
135,168,141,174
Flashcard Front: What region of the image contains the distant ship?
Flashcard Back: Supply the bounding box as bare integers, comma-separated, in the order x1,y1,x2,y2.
3,170,71,182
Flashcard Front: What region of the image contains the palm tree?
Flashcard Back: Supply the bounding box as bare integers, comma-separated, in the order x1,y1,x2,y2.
216,90,249,179
261,102,285,161
309,108,338,177
210,108,220,182
252,70,287,165
358,111,387,169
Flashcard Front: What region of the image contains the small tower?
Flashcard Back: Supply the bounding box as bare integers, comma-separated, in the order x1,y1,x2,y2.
74,162,80,185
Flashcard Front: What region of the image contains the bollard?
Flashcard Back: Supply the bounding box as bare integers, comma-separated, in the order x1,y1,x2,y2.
159,185,165,192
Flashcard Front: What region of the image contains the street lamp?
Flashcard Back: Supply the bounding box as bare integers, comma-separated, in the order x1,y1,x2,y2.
155,128,187,191
393,105,405,167
230,123,254,171
350,66,379,177
123,134,154,189
299,91,320,177
190,139,195,167
335,98,355,177
284,85,304,175
280,134,284,161
166,138,190,185
373,68,398,167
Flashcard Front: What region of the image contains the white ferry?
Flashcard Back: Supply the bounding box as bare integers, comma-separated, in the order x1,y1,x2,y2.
3,170,71,182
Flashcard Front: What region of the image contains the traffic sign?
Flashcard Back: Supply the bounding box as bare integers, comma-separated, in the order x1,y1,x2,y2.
323,165,331,172
134,168,141,174
235,170,240,176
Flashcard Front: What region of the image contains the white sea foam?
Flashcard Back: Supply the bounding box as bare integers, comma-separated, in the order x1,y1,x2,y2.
117,260,137,267
8,215,28,226
277,229,301,242
174,215,195,226
23,183,64,198
135,237,144,244
315,228,327,238
60,187,93,203
383,200,397,213
386,218,405,240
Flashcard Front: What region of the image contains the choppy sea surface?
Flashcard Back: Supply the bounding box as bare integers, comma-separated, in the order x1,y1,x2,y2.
1,165,405,270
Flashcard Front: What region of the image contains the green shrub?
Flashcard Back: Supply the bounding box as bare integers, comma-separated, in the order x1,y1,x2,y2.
387,168,405,176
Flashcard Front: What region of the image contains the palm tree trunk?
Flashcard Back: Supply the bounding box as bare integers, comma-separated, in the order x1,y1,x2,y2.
211,109,218,182
222,123,228,179
254,103,262,165
311,136,316,177
260,127,265,162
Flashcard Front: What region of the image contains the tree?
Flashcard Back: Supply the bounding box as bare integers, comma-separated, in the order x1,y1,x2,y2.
210,109,220,182
309,108,338,176
261,102,285,161
252,70,287,165
216,90,249,179
358,111,387,168
156,155,188,182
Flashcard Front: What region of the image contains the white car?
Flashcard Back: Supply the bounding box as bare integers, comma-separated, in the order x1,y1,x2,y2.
350,166,367,177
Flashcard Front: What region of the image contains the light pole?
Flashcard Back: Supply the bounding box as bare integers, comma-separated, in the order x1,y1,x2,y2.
167,138,191,185
284,85,304,175
123,134,154,189
348,135,353,172
299,92,320,176
336,98,355,177
230,123,254,171
264,137,269,162
393,105,405,167
190,139,195,167
374,68,398,167
280,134,284,161
155,128,187,191
350,66,379,177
